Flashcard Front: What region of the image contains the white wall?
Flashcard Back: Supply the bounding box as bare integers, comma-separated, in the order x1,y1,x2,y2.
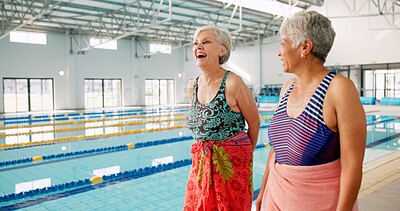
261,0,400,87
73,39,135,109
261,41,294,86
0,34,67,113
0,33,187,112
135,48,184,105
313,0,400,66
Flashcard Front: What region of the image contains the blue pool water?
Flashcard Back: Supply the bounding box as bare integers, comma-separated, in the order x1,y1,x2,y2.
0,109,399,210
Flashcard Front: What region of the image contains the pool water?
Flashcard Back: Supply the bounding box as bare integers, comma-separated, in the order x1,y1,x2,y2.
0,110,399,210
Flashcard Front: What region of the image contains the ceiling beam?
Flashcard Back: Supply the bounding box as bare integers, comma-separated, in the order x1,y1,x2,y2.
0,0,68,40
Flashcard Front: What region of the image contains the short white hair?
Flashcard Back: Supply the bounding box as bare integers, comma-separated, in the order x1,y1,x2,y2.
194,25,232,65
279,10,336,63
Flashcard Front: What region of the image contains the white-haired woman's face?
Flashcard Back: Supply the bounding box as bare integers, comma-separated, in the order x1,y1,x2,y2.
278,35,302,73
193,30,225,68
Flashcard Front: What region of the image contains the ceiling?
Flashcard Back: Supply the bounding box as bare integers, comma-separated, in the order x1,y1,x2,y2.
1,0,399,56
0,0,324,55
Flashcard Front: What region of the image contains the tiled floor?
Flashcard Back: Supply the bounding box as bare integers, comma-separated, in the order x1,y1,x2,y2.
359,150,400,210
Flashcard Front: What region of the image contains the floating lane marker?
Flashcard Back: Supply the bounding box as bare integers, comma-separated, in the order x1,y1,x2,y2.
90,176,103,183
32,156,43,161
127,143,135,149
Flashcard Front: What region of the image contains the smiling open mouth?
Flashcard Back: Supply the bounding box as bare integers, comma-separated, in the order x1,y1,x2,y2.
197,53,207,59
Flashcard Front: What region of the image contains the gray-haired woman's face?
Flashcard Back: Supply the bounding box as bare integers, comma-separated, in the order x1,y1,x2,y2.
193,30,224,67
278,35,302,73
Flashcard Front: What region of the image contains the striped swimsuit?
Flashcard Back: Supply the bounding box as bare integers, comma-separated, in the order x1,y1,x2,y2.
268,72,340,166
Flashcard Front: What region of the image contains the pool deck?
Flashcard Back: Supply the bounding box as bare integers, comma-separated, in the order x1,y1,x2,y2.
363,104,400,116
359,149,400,210
358,104,400,210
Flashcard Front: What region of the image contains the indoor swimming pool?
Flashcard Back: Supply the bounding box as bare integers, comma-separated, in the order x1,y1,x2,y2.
0,108,399,210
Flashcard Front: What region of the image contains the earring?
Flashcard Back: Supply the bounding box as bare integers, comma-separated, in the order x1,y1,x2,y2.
301,54,305,58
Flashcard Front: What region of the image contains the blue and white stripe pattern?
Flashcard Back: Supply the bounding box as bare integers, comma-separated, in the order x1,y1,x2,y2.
268,72,340,166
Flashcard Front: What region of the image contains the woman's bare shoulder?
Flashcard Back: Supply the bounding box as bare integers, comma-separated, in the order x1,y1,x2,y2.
226,71,244,84
329,73,357,94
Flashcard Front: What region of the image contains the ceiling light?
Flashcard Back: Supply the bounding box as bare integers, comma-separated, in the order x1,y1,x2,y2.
215,0,303,17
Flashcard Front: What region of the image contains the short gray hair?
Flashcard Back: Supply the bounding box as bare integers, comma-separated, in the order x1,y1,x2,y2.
279,10,336,63
194,25,232,65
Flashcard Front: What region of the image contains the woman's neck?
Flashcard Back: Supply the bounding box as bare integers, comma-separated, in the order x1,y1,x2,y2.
200,67,225,85
294,62,329,89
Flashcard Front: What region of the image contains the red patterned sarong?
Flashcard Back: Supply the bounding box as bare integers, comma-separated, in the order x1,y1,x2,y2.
183,131,253,211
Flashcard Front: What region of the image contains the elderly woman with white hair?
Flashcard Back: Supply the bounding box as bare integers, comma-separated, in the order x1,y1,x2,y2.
183,25,260,210
256,10,366,211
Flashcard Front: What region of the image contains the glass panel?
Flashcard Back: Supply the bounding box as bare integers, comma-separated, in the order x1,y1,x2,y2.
10,31,46,45
27,32,47,45
160,80,167,105
93,80,103,108
145,79,174,106
42,79,54,110
16,79,28,112
364,70,374,97
375,73,385,100
168,80,174,104
104,80,114,107
114,79,122,107
104,79,122,107
395,70,400,98
145,80,152,105
152,80,160,105
386,73,395,98
10,31,28,43
90,38,117,50
30,79,43,111
85,80,94,108
85,79,103,108
145,80,160,106
149,43,171,54
3,79,17,113
364,71,374,89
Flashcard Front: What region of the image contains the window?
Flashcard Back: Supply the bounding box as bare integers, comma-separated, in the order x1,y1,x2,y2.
3,78,54,113
90,38,117,50
363,70,374,97
104,79,122,107
375,70,386,100
84,79,122,109
10,31,47,45
29,79,54,111
145,79,175,106
149,43,171,54
361,63,400,100
327,63,400,100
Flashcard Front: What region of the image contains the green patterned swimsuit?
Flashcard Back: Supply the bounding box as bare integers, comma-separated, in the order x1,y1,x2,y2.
187,71,245,141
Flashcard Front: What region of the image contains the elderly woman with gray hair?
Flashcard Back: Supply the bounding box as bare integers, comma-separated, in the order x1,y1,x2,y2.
183,25,260,210
256,10,366,211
